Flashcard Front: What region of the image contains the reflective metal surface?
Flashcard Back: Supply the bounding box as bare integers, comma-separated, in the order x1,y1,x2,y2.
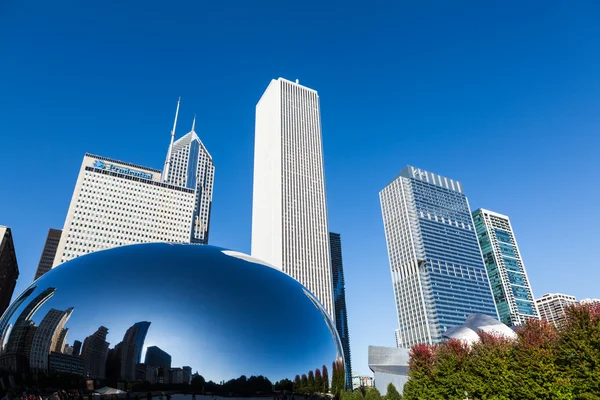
0,244,343,390
443,313,518,344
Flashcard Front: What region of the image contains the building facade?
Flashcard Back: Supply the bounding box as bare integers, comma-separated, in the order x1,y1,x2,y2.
472,209,539,327
163,117,215,244
29,308,73,372
35,229,62,280
380,166,498,348
53,154,196,266
252,78,334,316
81,326,110,379
0,226,19,317
329,232,352,389
536,293,577,326
144,346,171,370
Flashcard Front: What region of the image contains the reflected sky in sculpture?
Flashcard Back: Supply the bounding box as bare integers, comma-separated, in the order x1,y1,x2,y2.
0,244,343,383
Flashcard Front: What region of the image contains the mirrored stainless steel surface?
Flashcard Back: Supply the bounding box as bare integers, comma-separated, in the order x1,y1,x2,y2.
0,244,343,391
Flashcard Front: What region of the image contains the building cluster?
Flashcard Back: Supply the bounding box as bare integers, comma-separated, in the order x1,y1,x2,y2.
0,79,352,387
0,287,192,385
0,78,593,392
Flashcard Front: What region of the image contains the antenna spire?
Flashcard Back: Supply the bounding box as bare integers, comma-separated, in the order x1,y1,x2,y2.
162,97,181,182
191,114,196,132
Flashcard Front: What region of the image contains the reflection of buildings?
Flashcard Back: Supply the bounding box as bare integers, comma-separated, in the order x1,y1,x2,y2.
34,229,62,280
0,286,36,348
0,287,56,372
169,367,183,384
29,308,74,372
329,232,352,389
472,209,539,327
135,363,156,383
0,226,19,317
113,321,151,381
49,351,84,376
251,78,335,317
183,366,192,384
81,326,110,379
144,346,171,370
536,293,577,327
72,340,82,356
380,166,498,347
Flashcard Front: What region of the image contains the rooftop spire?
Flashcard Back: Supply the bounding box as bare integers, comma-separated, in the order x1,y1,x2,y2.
191,114,196,132
162,97,181,182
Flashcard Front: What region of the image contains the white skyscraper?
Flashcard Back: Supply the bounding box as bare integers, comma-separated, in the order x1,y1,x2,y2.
163,114,215,244
252,78,333,317
53,154,197,266
53,100,213,266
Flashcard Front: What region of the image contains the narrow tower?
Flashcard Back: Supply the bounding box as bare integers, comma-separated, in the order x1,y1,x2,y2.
162,97,181,183
251,78,334,317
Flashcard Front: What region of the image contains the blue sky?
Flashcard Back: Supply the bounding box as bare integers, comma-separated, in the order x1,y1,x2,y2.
1,0,599,377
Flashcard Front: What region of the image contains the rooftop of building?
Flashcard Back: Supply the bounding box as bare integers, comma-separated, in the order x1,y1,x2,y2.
85,153,162,173
382,165,464,194
472,208,511,220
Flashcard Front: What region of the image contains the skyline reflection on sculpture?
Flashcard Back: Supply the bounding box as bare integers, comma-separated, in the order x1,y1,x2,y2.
0,243,343,389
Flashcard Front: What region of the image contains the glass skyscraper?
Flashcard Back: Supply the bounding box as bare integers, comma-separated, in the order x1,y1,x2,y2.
380,166,498,348
472,209,539,327
329,232,352,389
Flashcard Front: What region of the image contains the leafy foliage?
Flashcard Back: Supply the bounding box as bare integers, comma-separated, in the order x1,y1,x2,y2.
403,303,600,399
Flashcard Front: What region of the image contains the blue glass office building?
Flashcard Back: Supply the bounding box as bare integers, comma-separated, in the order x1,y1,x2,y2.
380,166,498,347
329,232,352,390
472,209,539,327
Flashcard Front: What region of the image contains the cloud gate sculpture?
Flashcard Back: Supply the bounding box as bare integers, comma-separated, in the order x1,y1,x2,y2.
0,244,344,392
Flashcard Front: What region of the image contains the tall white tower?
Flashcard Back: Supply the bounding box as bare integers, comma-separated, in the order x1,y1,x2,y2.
164,115,215,244
252,78,333,317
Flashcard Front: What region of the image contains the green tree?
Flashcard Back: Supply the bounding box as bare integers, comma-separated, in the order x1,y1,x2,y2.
331,360,346,399
322,364,330,392
308,370,316,394
384,383,401,400
365,387,382,400
315,368,323,393
556,303,600,398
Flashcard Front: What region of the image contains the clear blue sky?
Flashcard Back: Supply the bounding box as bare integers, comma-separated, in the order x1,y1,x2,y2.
1,0,599,377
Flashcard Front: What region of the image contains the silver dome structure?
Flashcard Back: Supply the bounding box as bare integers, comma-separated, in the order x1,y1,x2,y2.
443,313,517,344
0,244,344,392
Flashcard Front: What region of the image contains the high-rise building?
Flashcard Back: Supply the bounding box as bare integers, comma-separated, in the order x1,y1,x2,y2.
144,346,171,370
52,154,196,266
182,366,192,384
116,321,151,381
34,229,62,280
0,226,19,316
162,110,215,244
52,100,214,266
472,209,539,327
72,340,82,357
536,293,577,326
252,78,334,316
81,326,110,379
329,232,352,389
29,308,73,372
380,166,498,348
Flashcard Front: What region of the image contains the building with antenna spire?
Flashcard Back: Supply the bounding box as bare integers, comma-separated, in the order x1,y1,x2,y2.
162,113,215,244
52,98,214,267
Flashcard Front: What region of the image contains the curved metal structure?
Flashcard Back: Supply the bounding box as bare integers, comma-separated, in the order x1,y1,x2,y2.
0,244,343,391
443,313,517,344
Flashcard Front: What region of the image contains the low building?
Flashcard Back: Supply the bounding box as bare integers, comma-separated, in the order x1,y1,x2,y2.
536,293,577,326
351,374,374,391
368,346,409,395
49,352,84,376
